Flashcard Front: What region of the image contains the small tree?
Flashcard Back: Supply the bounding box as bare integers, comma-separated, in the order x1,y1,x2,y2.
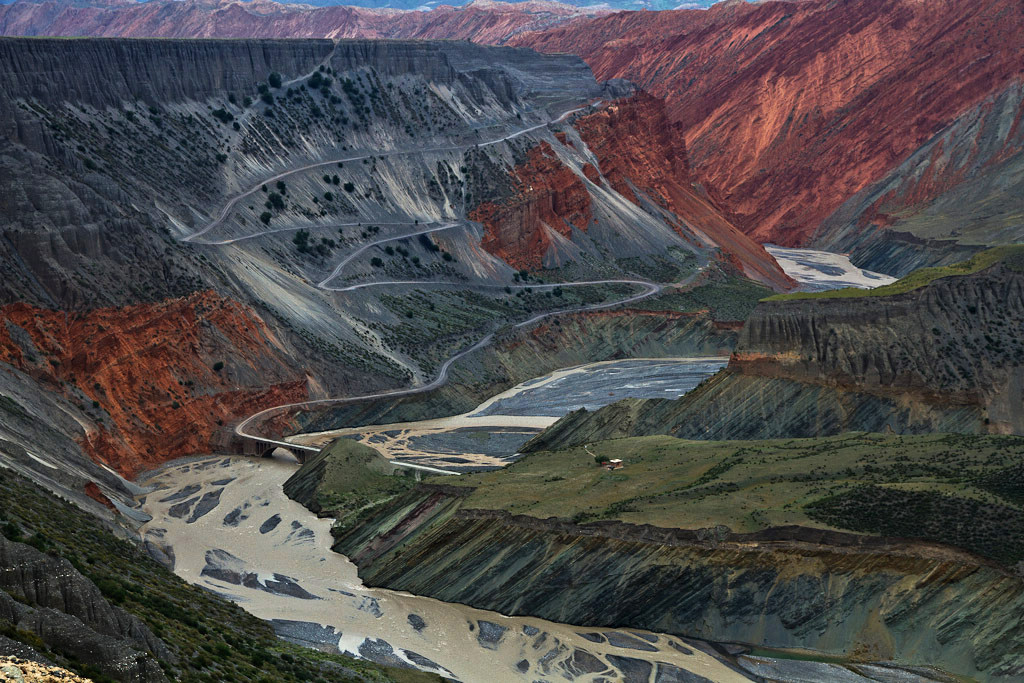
268,72,283,89
259,212,271,225
370,257,383,268
343,182,355,193
213,361,224,372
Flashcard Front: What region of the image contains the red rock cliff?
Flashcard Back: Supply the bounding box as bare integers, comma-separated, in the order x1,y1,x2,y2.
471,140,593,270
0,291,307,478
513,0,1024,246
573,94,794,289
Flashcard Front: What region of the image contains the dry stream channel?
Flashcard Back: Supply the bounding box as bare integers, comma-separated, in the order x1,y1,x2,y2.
136,358,750,682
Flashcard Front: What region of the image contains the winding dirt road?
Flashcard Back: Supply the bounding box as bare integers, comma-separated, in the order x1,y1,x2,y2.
183,100,699,469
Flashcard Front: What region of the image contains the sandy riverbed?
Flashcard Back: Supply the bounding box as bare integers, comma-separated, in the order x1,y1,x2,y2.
290,358,727,469
138,454,749,682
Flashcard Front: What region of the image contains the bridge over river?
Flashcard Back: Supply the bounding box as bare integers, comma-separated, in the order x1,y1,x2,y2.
210,424,459,477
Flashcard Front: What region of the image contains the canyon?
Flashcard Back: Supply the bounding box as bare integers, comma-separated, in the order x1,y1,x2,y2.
0,7,1022,683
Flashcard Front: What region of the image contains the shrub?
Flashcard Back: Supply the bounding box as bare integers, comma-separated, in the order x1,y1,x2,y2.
95,578,127,603
268,72,283,89
212,361,224,372
211,108,234,124
343,182,355,193
292,229,310,253
259,212,271,225
370,257,383,268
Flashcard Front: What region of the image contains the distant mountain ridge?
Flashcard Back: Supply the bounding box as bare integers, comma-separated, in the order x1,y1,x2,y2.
0,0,596,40
512,0,1024,265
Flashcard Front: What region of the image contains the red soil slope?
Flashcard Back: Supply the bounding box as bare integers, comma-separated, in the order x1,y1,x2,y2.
0,291,306,477
513,0,1024,245
0,0,592,43
573,94,793,289
472,95,794,288
472,141,592,270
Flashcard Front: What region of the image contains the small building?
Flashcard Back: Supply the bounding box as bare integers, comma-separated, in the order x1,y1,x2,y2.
606,459,623,470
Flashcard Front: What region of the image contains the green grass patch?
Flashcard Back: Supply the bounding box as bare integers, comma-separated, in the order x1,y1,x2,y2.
631,276,772,321
433,432,1024,565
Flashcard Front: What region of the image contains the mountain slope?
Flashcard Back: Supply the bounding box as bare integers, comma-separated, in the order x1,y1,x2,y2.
813,80,1024,276
469,94,795,288
525,247,1024,451
0,36,607,491
0,0,594,42
513,0,1024,247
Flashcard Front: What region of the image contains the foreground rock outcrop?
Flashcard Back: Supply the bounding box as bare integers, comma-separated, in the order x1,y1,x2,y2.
0,533,170,682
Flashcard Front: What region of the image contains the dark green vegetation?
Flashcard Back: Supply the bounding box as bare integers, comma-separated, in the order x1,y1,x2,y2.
767,244,1024,301
444,432,1024,566
374,282,636,371
807,484,1024,566
283,439,416,535
631,275,772,321
0,467,438,683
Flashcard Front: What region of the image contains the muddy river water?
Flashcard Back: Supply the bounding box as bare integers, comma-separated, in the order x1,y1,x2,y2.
137,358,767,682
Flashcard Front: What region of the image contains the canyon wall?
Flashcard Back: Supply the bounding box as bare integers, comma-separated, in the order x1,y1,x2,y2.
333,486,1024,680
0,291,308,477
813,80,1024,276
525,258,1024,451
513,0,1024,249
469,94,794,288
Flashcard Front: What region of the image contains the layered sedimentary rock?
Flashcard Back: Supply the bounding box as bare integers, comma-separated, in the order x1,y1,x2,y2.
513,0,1024,247
0,0,596,41
333,487,1024,680
525,258,1024,451
473,141,593,269
470,95,794,287
813,81,1024,276
572,95,793,289
0,291,306,477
